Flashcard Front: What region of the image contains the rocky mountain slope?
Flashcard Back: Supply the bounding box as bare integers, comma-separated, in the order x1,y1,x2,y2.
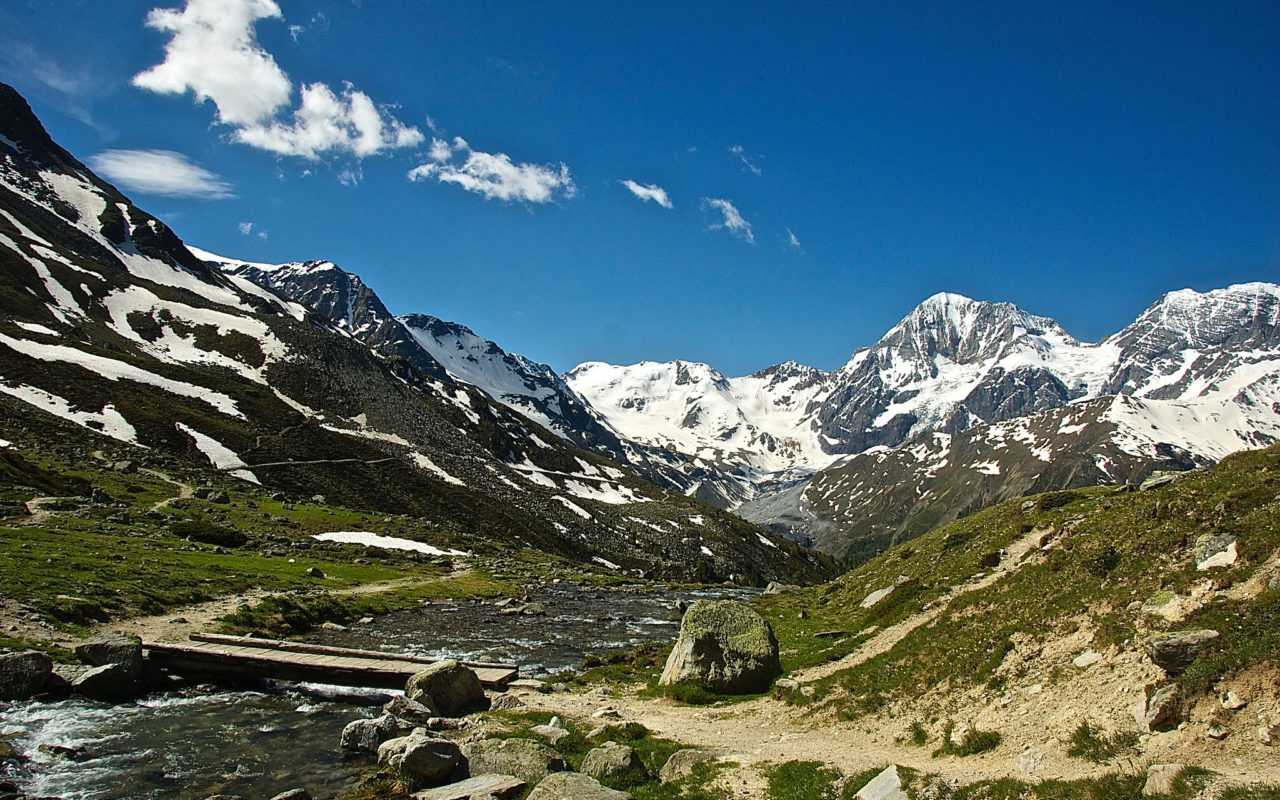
574,287,1280,557
0,82,833,584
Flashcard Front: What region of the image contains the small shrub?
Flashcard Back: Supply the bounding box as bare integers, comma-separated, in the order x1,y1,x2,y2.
1066,722,1138,763
909,721,929,746
762,760,841,800
933,721,1002,757
661,679,719,705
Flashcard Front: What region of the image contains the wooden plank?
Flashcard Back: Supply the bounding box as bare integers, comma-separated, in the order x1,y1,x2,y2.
188,633,517,671
142,639,518,689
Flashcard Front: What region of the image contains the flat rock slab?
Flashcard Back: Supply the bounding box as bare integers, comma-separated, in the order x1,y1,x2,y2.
412,774,526,800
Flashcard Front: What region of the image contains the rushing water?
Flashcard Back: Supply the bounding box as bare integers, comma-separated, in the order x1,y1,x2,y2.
1,584,756,800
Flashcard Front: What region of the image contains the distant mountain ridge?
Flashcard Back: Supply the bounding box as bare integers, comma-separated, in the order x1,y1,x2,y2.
209,225,1280,560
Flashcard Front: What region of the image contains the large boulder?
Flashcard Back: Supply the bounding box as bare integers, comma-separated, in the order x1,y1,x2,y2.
462,738,568,784
71,662,143,700
405,660,490,717
340,714,399,752
659,600,780,694
75,633,144,678
526,772,634,800
1143,630,1219,674
580,741,648,785
377,729,462,789
0,650,52,700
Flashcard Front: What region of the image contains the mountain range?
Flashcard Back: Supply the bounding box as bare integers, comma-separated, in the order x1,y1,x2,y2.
0,82,834,583
3,79,1277,568
208,237,1279,560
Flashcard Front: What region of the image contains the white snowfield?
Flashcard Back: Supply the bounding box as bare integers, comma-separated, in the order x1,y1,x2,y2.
0,332,243,418
0,383,138,444
175,422,259,484
313,531,467,557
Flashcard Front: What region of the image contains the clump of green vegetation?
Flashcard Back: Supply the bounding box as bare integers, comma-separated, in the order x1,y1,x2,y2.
908,720,929,746
932,721,1002,757
762,761,844,800
657,679,720,705
1065,722,1139,763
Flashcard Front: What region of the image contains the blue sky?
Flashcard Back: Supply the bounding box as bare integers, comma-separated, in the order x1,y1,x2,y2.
3,1,1277,375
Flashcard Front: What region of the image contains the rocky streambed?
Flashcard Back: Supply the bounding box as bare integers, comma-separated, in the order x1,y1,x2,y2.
0,584,755,800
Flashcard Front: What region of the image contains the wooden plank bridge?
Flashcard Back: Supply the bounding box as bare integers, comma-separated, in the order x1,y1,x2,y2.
143,633,519,690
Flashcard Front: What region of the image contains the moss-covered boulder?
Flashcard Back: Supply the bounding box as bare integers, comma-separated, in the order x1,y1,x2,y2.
659,600,780,694
462,738,567,784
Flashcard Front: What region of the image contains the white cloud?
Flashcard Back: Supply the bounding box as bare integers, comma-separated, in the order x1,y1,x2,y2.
730,144,762,176
786,227,802,249
619,180,673,209
702,198,754,243
409,138,576,204
238,221,267,239
235,82,423,160
88,149,235,199
133,0,292,127
134,0,422,160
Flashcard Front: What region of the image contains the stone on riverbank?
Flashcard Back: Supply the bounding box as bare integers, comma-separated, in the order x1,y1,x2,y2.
341,714,399,752
463,738,567,784
378,729,462,789
386,694,439,726
0,650,52,700
659,600,780,694
405,660,490,717
526,772,633,800
74,633,144,678
411,774,525,800
71,662,143,700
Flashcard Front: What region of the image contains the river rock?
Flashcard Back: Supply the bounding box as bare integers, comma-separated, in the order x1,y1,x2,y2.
855,765,908,800
75,633,144,678
405,660,490,717
386,694,439,726
378,729,462,789
269,791,312,800
526,772,634,800
72,662,143,700
658,749,717,783
1143,629,1219,674
0,650,52,700
412,774,526,800
341,714,399,752
462,738,567,783
659,600,780,694
580,741,648,784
